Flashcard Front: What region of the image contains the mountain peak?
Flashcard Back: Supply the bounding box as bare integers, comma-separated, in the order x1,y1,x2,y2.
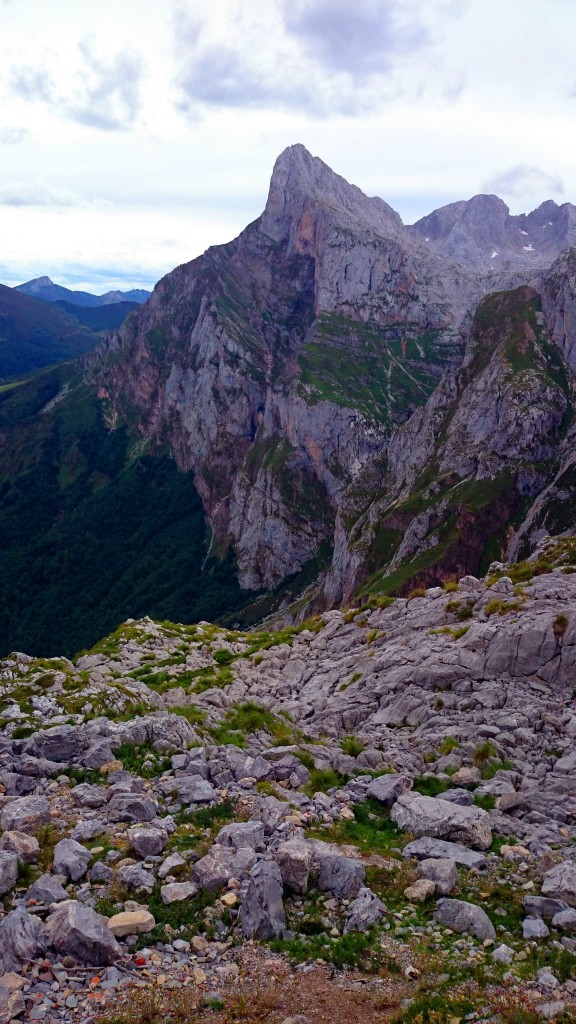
260,143,404,247
20,275,55,289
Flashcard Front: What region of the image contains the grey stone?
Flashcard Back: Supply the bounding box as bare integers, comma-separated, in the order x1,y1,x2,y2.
161,881,199,903
523,916,550,939
434,898,496,940
47,901,121,964
117,864,156,892
159,852,186,879
0,982,25,1023
71,783,107,808
551,909,576,932
542,861,576,906
215,821,265,850
418,857,457,896
0,852,18,897
192,845,257,890
0,907,48,969
524,895,570,920
159,776,215,805
26,873,69,904
91,861,114,884
107,791,158,823
0,795,51,833
402,837,487,869
366,773,412,807
127,827,168,858
344,887,387,932
52,839,91,882
0,829,40,863
391,794,492,850
314,849,365,899
492,943,514,965
276,839,313,894
240,861,285,940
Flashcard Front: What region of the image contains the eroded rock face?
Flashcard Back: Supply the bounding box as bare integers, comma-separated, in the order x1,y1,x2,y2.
240,860,286,940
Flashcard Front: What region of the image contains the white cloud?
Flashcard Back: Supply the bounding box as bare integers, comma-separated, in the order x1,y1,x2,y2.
10,38,145,131
483,165,565,198
0,126,28,144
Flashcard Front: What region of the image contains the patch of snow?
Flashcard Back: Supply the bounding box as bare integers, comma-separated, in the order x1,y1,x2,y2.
520,229,529,235
425,237,429,241
522,243,535,251
491,251,498,258
549,221,553,226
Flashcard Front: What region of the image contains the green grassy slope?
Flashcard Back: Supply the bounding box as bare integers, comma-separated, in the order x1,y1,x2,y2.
0,364,251,657
0,285,97,378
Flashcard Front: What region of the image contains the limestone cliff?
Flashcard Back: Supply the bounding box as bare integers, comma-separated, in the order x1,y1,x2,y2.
87,146,576,613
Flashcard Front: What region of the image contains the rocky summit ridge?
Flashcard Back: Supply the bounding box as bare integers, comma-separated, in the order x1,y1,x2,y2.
3,540,576,1020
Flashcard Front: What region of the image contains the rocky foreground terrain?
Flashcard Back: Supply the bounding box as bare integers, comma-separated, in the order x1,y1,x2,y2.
2,540,576,1021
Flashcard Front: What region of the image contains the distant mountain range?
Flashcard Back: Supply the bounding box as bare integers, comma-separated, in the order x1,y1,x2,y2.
15,276,151,307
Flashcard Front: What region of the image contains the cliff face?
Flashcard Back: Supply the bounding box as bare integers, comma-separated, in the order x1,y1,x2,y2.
88,145,576,611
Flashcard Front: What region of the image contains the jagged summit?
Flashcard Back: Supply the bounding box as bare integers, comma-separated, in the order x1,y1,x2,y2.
410,193,576,271
260,143,404,247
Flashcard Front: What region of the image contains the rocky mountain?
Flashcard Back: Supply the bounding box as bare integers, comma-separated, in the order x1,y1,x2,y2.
410,195,576,272
2,542,576,1020
2,144,576,656
89,144,576,612
15,276,151,307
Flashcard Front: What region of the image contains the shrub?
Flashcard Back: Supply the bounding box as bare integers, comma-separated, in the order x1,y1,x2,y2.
442,579,459,592
340,734,366,757
407,587,426,600
438,736,460,755
473,740,498,766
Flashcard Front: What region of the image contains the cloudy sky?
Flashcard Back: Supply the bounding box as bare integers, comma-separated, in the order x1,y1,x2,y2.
0,0,574,293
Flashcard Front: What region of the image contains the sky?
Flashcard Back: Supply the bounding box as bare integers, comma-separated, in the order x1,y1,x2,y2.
0,0,575,294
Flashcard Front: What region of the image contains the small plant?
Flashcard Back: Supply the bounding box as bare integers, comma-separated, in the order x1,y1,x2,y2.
407,587,426,600
305,768,349,796
438,736,460,755
442,578,459,592
473,740,498,766
485,597,521,617
413,775,451,797
554,612,569,638
365,628,378,643
340,734,366,757
474,792,496,810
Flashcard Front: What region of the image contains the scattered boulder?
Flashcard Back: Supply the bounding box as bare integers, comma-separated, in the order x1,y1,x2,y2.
107,791,158,823
315,850,365,899
391,795,492,850
344,887,388,932
26,873,69,904
161,881,199,903
0,829,40,863
216,821,265,850
127,827,168,858
0,907,48,969
418,857,457,896
0,852,18,897
117,864,156,892
541,861,576,906
107,910,156,937
434,898,496,940
47,901,121,964
276,839,313,894
367,774,412,807
52,838,92,881
240,861,285,940
402,837,487,869
523,917,550,939
192,845,257,890
0,795,51,833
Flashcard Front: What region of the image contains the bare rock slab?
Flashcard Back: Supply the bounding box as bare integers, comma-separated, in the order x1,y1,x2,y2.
434,898,496,940
240,860,285,940
47,901,121,964
391,794,492,850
